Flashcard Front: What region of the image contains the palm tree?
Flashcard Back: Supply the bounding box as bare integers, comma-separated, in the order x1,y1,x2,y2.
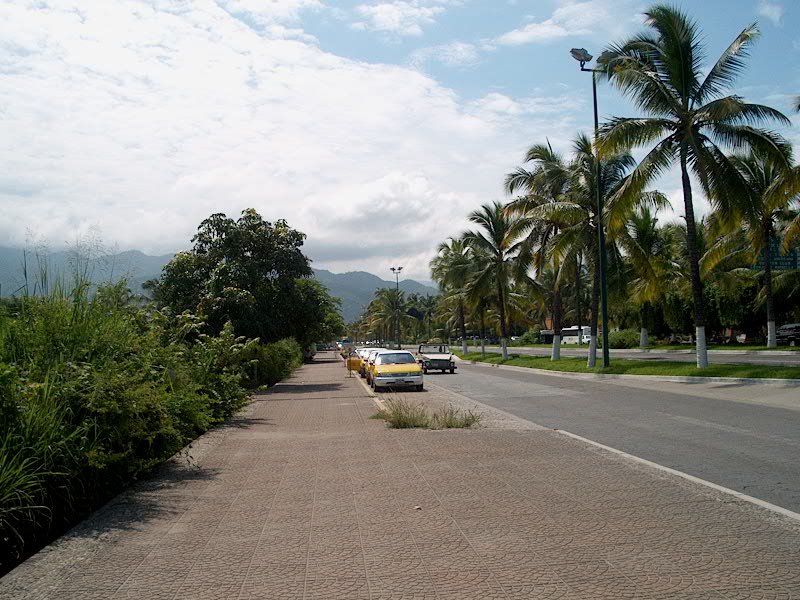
367,288,416,345
463,202,522,359
505,135,659,364
598,4,790,367
430,238,473,355
417,294,438,342
708,149,796,346
619,206,677,347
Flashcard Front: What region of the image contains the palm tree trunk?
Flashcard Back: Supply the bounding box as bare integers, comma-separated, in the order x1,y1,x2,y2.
588,254,599,367
680,144,708,368
764,223,776,348
575,255,582,345
496,277,508,359
459,300,468,355
639,303,649,349
551,283,562,361
480,309,486,355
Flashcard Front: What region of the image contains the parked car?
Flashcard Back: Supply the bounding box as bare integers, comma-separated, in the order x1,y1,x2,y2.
364,349,388,383
415,344,456,374
776,323,800,345
370,350,423,392
357,347,380,377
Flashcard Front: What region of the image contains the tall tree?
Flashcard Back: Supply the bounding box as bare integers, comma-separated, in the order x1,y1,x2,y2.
598,4,790,367
154,209,336,345
462,202,522,359
618,206,676,347
505,135,658,363
430,238,472,355
709,149,796,346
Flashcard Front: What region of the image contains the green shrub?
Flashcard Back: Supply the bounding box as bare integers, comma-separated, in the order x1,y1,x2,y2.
245,338,303,387
0,281,301,574
607,329,640,349
513,329,541,346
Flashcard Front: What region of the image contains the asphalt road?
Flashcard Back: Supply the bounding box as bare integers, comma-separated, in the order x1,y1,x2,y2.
428,363,800,512
479,345,800,366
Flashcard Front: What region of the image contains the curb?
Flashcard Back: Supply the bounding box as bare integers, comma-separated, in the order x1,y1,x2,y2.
456,357,800,387
495,346,799,356
349,361,388,412
556,429,800,524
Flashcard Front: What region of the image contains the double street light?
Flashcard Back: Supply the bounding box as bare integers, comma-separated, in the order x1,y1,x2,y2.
571,48,611,368
390,266,403,350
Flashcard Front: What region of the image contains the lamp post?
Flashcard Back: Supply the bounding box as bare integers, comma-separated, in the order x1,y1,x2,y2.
571,47,610,368
390,266,403,350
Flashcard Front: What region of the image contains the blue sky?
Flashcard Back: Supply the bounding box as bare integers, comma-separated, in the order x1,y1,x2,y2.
1,1,798,280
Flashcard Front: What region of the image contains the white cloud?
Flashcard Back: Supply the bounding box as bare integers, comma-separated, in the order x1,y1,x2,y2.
409,41,480,68
493,0,642,46
351,0,457,36
218,0,324,24
0,0,579,280
757,1,783,25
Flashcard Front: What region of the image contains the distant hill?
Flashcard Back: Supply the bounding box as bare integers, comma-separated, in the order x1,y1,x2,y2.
0,246,174,296
0,247,437,323
314,269,438,323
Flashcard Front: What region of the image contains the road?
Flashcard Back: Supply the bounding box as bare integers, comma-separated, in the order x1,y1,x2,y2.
480,344,800,366
428,362,800,512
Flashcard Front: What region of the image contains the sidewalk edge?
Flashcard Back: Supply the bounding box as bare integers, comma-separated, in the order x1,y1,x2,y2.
556,429,800,523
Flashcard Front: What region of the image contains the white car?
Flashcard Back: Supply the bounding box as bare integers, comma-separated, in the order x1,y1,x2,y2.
416,344,456,374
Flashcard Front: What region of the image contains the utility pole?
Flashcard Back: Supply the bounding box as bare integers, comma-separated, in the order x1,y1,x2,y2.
571,47,611,368
390,266,403,350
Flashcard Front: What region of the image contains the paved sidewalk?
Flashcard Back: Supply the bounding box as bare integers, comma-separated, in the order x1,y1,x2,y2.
2,353,799,599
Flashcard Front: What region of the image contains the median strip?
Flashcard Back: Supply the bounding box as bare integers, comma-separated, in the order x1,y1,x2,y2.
455,351,800,385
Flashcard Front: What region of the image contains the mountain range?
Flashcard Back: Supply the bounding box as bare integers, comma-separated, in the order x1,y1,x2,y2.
0,247,437,323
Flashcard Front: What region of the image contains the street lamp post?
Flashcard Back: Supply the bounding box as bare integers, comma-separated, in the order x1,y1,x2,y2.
390,266,403,350
570,47,610,368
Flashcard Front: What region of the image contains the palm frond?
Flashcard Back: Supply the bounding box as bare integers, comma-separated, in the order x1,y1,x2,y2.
696,23,759,103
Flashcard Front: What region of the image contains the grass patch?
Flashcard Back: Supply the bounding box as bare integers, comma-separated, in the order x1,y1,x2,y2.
648,344,800,352
373,399,481,429
374,399,431,428
431,404,482,429
455,352,800,380
497,343,800,352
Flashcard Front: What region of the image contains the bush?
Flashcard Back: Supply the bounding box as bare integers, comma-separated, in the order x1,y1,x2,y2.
514,329,541,346
607,329,640,349
246,338,303,388
0,281,302,574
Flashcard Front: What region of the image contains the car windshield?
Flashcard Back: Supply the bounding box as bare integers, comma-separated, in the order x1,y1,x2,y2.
420,345,449,354
377,353,416,365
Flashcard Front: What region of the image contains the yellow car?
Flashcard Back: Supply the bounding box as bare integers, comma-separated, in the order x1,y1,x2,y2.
369,350,424,392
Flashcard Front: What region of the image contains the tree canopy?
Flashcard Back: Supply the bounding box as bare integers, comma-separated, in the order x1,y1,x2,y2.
151,209,344,346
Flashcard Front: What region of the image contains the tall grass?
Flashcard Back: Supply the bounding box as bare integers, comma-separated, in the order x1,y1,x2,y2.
0,272,302,574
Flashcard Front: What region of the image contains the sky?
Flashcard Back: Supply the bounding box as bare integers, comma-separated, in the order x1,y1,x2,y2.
1,0,799,281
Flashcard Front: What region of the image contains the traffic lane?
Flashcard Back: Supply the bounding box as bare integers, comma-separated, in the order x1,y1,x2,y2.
480,345,800,366
427,364,800,512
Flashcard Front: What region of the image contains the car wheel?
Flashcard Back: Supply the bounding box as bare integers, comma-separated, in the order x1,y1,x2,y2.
449,368,455,374
415,385,423,392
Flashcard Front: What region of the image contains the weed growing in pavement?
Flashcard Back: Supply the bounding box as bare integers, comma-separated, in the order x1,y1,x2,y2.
372,399,481,429
430,404,482,429
378,399,431,428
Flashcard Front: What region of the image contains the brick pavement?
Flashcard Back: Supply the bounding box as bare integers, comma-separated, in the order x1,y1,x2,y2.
1,352,799,599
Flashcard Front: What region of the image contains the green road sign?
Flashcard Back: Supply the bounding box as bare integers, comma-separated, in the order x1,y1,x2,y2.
753,238,799,271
